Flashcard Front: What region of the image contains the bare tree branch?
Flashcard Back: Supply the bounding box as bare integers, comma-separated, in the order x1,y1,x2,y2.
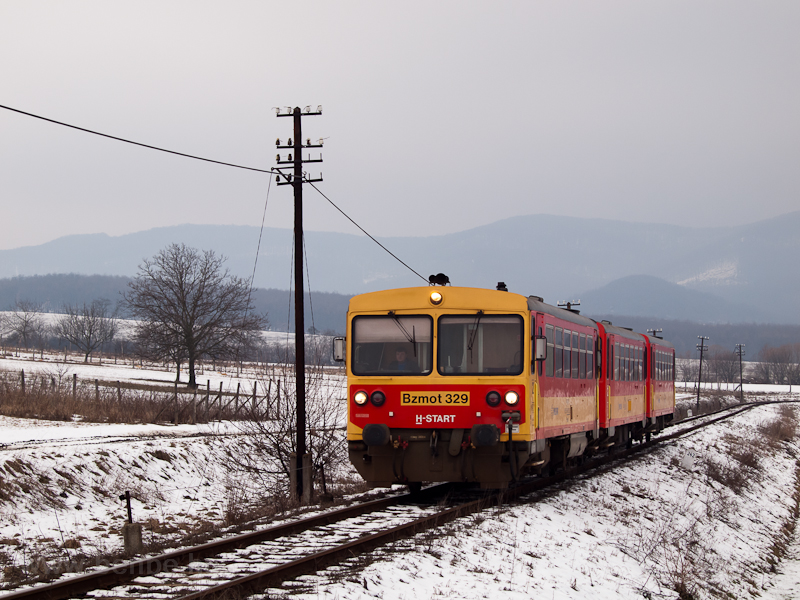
2,299,49,350
123,244,267,387
54,299,118,362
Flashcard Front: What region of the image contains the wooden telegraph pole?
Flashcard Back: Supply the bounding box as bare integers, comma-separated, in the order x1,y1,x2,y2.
735,343,745,402
276,106,323,503
696,335,709,411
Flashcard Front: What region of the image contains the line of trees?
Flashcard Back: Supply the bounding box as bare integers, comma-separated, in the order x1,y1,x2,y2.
752,344,800,385
1,244,338,383
677,343,800,386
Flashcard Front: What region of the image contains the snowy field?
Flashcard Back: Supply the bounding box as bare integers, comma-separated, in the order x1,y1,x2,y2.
1,355,800,599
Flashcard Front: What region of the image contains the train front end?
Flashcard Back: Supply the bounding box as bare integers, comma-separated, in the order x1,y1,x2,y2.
343,286,533,489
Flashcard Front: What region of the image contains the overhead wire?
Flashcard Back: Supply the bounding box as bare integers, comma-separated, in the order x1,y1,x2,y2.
0,103,276,175
305,180,429,284
1,102,429,284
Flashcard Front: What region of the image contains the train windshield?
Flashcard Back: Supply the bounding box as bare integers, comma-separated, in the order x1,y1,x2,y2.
351,315,433,375
437,314,524,375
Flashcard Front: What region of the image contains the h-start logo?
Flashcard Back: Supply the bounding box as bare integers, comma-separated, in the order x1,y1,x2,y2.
415,414,456,424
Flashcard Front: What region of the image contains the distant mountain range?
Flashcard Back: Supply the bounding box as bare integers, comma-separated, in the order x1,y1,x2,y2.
1,211,797,324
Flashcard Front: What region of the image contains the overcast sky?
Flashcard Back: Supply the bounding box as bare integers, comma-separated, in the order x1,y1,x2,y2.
1,1,798,251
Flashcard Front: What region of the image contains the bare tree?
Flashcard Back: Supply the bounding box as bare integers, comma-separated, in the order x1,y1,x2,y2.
707,345,738,385
54,299,118,362
123,244,266,388
757,344,800,386
221,366,346,499
3,299,48,351
678,352,698,384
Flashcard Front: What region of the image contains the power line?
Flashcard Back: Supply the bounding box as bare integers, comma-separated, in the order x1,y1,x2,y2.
2,102,429,285
306,180,428,284
0,103,276,175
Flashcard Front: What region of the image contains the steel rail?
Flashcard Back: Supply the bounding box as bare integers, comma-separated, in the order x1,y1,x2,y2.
0,485,448,600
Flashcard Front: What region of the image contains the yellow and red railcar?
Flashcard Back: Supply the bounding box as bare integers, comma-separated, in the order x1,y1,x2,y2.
338,285,674,489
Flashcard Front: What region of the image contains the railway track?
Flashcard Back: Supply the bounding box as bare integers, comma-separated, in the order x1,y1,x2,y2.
1,398,791,600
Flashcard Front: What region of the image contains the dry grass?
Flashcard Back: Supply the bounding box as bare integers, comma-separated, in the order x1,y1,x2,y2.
0,376,245,424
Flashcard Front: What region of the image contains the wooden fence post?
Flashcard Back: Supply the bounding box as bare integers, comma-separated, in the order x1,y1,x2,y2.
252,381,257,415
218,382,223,418
174,382,179,424
235,382,240,416
20,370,25,395
73,373,77,399
205,380,210,422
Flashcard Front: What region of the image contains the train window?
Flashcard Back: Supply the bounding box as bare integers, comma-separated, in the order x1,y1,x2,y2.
437,314,524,376
352,315,433,376
555,327,563,377
627,345,632,381
630,346,635,381
657,351,662,380
614,342,620,381
563,330,571,379
579,334,586,379
640,347,644,381
639,347,644,381
643,347,648,380
587,336,594,379
545,325,554,377
637,347,641,381
537,326,543,377
626,345,631,381
656,351,661,380
607,338,612,380
572,332,579,379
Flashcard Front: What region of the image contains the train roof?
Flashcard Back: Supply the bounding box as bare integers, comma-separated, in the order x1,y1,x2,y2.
348,286,530,313
600,322,647,343
526,296,598,330
642,334,676,350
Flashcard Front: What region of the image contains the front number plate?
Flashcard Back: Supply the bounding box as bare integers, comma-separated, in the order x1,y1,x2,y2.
401,391,470,406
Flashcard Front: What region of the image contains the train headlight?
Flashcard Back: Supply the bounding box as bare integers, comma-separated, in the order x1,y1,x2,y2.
354,391,368,405
504,391,520,405
429,291,443,306
370,391,386,407
485,391,501,407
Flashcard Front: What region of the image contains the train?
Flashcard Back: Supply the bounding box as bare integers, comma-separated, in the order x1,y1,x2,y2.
333,280,675,489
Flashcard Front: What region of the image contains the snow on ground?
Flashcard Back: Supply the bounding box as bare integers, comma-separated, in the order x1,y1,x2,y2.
0,418,243,575
2,353,800,599
255,399,800,600
0,343,294,394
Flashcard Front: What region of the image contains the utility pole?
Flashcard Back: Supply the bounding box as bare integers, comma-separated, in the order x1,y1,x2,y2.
735,343,745,403
276,106,323,503
696,335,709,411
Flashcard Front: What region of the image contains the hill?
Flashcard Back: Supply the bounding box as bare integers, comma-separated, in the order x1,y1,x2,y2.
0,211,797,324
